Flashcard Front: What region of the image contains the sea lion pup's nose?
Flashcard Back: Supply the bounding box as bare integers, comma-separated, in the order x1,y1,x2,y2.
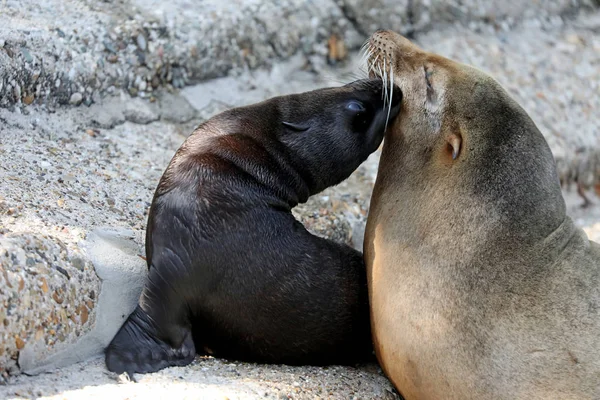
390,86,402,106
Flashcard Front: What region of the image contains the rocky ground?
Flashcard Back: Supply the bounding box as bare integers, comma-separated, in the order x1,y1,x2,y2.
1,1,599,399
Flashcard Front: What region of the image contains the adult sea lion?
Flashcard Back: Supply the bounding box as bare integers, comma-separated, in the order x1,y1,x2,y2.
364,31,600,399
105,79,402,376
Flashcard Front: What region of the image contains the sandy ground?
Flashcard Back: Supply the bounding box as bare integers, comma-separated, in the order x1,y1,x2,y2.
2,357,396,400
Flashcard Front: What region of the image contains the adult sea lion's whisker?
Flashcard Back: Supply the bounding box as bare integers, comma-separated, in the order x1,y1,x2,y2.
385,65,394,132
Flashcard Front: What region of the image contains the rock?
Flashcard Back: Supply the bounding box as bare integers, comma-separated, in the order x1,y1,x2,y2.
69,92,83,106
18,228,146,375
341,0,411,35
84,100,126,129
0,234,100,375
3,0,592,111
123,98,160,124
158,91,197,123
136,33,147,51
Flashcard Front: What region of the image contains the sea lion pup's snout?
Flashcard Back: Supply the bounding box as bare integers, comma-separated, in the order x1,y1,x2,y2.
275,78,402,194
342,79,402,138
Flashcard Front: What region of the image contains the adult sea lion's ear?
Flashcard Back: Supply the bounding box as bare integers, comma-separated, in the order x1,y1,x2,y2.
447,133,462,160
282,121,310,132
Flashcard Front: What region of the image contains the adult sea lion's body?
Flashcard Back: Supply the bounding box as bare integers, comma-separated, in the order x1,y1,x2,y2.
105,79,402,376
364,31,600,399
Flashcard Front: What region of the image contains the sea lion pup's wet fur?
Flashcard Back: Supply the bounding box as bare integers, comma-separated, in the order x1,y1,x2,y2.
105,79,402,376
364,31,600,400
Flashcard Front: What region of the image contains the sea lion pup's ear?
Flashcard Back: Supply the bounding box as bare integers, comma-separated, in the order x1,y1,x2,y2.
447,133,462,160
282,121,310,132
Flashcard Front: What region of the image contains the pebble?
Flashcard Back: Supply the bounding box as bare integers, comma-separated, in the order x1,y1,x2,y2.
103,40,117,54
69,92,83,105
136,33,147,51
20,48,33,63
106,54,118,63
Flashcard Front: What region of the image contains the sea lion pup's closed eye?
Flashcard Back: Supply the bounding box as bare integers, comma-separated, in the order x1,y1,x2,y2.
105,79,402,377
364,31,600,400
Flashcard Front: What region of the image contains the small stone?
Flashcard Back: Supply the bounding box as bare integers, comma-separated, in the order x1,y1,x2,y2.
136,33,147,51
566,34,584,46
40,278,49,293
23,94,34,105
106,54,118,63
21,47,33,63
72,257,85,271
85,129,99,138
69,92,83,105
52,291,64,304
15,336,25,350
80,305,89,324
57,199,65,207
103,40,117,54
35,329,44,341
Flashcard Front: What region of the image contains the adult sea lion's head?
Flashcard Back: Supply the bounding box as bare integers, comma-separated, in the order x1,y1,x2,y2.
363,31,565,244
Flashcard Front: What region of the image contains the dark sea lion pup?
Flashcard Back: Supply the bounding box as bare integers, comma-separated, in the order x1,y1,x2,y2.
105,79,402,375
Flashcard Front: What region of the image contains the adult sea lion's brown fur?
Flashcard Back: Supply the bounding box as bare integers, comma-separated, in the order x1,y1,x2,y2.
364,31,600,400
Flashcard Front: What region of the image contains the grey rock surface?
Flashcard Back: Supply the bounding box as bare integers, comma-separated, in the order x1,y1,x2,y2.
2,0,595,111
0,0,365,110
411,0,598,31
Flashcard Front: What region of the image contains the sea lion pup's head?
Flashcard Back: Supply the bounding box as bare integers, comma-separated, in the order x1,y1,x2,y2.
363,31,565,245
205,79,402,198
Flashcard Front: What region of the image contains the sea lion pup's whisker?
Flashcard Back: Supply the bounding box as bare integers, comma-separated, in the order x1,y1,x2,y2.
358,51,371,77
